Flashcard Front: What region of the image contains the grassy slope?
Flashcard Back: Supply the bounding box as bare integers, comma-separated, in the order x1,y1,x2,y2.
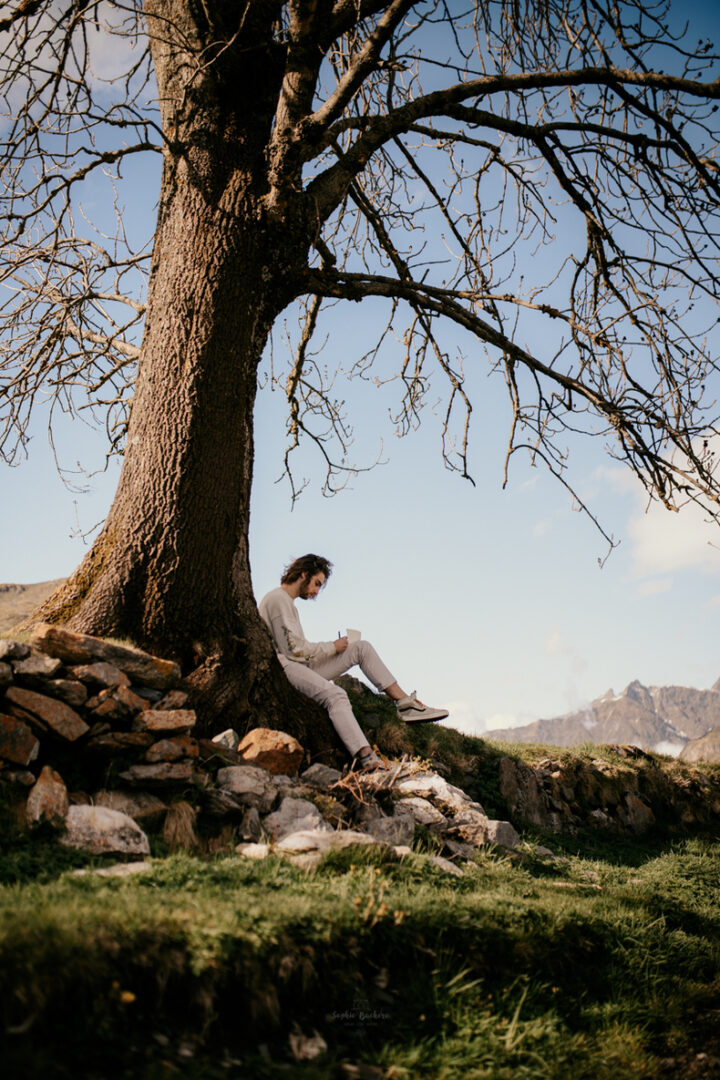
1,824,719,1078
1,684,720,1078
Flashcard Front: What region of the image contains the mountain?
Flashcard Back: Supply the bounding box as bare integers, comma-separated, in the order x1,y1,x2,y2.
0,580,64,635
485,677,720,755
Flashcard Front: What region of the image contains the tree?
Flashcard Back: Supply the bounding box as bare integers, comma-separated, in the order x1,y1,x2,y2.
1,0,720,735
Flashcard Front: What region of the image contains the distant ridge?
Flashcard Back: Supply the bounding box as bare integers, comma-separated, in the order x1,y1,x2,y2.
485,677,720,755
0,580,65,634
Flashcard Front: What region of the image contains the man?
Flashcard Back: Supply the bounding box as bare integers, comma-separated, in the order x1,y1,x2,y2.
258,554,449,770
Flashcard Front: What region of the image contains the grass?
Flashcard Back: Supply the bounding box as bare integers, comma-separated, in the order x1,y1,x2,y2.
1,828,719,1079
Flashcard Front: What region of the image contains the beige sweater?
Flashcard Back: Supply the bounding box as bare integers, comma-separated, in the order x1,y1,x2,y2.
258,586,337,664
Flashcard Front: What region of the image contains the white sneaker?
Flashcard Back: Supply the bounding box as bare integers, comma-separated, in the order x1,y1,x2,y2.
396,692,449,724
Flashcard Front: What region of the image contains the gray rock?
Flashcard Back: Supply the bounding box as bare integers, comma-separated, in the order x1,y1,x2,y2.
300,763,343,788
429,854,465,877
94,789,168,827
235,842,269,860
212,729,239,750
12,655,63,678
276,828,383,867
442,838,475,859
396,772,474,813
263,797,331,840
0,640,30,661
482,819,519,850
396,796,447,829
41,678,88,708
73,861,153,878
365,811,415,846
0,661,12,688
216,765,279,812
60,805,150,856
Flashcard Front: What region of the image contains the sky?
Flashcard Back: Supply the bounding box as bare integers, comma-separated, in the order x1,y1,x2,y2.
2,1,720,741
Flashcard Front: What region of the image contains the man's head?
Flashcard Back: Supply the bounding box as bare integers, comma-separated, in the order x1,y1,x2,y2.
281,554,332,598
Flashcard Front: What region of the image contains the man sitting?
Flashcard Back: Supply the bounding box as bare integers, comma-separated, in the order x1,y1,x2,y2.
258,554,449,770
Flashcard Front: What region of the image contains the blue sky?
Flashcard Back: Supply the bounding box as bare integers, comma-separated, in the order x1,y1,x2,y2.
2,1,720,739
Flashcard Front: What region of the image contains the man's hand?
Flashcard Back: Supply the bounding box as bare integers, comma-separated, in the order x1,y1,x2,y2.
334,636,348,653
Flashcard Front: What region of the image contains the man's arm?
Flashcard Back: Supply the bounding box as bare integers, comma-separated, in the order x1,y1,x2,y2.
260,589,338,663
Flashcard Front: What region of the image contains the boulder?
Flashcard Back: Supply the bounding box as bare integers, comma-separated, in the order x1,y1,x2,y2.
133,709,196,735
4,685,89,741
60,804,150,856
0,713,40,766
26,765,69,826
93,789,168,828
429,854,465,877
0,662,11,688
263,796,331,840
40,678,88,708
145,735,199,763
238,727,304,776
396,773,475,813
69,662,131,689
12,654,63,679
31,623,181,690
482,819,519,850
118,762,196,786
301,763,343,788
395,796,447,830
0,640,30,661
216,765,279,812
211,729,239,751
86,731,154,756
365,811,415,846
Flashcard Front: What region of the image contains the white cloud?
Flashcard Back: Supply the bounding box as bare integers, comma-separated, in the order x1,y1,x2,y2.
484,712,526,731
629,499,720,577
443,700,484,736
638,577,673,596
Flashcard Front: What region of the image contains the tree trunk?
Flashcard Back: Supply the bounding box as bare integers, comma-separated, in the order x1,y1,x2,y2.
34,1,341,757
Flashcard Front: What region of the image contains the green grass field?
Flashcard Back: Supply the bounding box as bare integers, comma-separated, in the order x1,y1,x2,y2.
1,823,719,1079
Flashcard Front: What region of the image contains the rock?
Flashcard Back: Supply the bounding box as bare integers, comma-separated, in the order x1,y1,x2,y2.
91,684,149,722
429,854,465,877
365,811,415,846
216,765,280,812
396,772,474,813
145,735,199,762
69,661,131,688
40,678,88,708
235,842,270,860
60,804,150,856
443,838,475,859
0,640,30,661
117,762,196,786
73,861,153,878
155,689,189,711
86,731,154,755
12,654,63,678
26,765,69,826
93,789,168,828
4,685,89,741
133,709,196,735
0,662,11,688
263,796,331,840
482,819,519,850
6,769,36,787
621,794,656,834
238,727,304,776
211,729,240,750
275,827,383,868
395,796,448,830
31,623,181,690
0,713,40,766
300,763,343,787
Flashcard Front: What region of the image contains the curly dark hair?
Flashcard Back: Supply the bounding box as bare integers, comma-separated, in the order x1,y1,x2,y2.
280,554,333,586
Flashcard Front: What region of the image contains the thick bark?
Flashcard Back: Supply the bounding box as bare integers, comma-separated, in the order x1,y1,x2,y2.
34,1,340,754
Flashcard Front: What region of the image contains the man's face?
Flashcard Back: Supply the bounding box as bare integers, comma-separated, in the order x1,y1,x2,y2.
298,571,326,599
